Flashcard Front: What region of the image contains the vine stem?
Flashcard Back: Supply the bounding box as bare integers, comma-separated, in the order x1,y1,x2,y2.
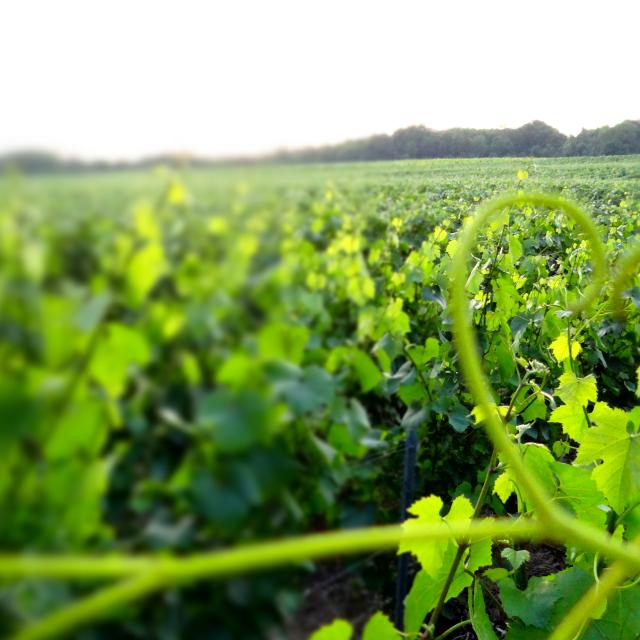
0,519,543,582
425,448,497,636
8,520,546,640
611,238,640,318
433,618,471,640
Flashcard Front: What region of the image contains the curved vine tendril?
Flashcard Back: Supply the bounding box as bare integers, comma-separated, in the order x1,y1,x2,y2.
449,191,640,638
450,192,607,520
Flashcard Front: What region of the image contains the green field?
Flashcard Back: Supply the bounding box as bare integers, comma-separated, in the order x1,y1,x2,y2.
1,156,640,639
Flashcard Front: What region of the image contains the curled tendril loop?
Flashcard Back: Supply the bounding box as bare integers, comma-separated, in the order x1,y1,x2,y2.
449,192,609,519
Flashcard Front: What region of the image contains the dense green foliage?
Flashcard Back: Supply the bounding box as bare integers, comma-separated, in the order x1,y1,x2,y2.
0,156,639,639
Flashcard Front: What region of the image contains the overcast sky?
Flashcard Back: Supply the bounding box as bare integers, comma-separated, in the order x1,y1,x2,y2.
1,0,638,160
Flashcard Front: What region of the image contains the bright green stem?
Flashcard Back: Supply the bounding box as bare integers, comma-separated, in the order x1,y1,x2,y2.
611,239,640,317
1,519,542,582
11,573,161,640
433,619,472,640
8,519,544,640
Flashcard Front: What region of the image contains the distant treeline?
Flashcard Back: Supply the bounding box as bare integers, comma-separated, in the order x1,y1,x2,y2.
2,120,640,174
272,120,640,163
0,152,218,175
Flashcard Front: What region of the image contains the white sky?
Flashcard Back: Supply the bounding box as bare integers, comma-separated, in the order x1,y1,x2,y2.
1,0,639,160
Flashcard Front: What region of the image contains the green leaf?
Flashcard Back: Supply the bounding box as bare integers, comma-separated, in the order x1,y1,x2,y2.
469,579,498,640
555,372,597,407
549,334,582,363
467,537,493,572
494,338,516,381
349,349,382,392
404,558,472,635
258,323,310,365
406,338,439,368
493,444,556,511
45,397,108,459
494,472,515,503
217,352,254,388
275,365,336,414
309,619,353,640
399,495,446,574
575,402,638,512
553,462,607,527
126,242,167,306
549,403,588,442
484,567,509,581
400,495,490,634
196,389,279,453
583,575,640,638
362,612,401,640
424,337,440,360
499,576,563,629
447,403,472,433
501,548,530,572
509,236,523,262
74,293,111,332
501,568,593,632
521,396,547,422
90,323,151,397
373,333,404,372
504,622,547,639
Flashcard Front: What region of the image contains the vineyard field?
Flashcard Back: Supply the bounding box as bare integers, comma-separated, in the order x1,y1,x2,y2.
1,155,640,640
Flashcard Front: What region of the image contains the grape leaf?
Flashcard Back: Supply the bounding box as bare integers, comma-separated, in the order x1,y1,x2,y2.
309,619,352,640
549,334,582,362
469,579,498,640
258,323,309,365
501,548,530,572
493,444,556,511
126,242,167,306
362,612,401,640
404,555,472,636
401,496,491,635
555,372,597,407
350,350,382,391
399,495,447,574
575,402,639,513
90,323,151,398
583,576,640,638
499,575,563,628
549,403,588,443
399,495,476,575
553,462,607,528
